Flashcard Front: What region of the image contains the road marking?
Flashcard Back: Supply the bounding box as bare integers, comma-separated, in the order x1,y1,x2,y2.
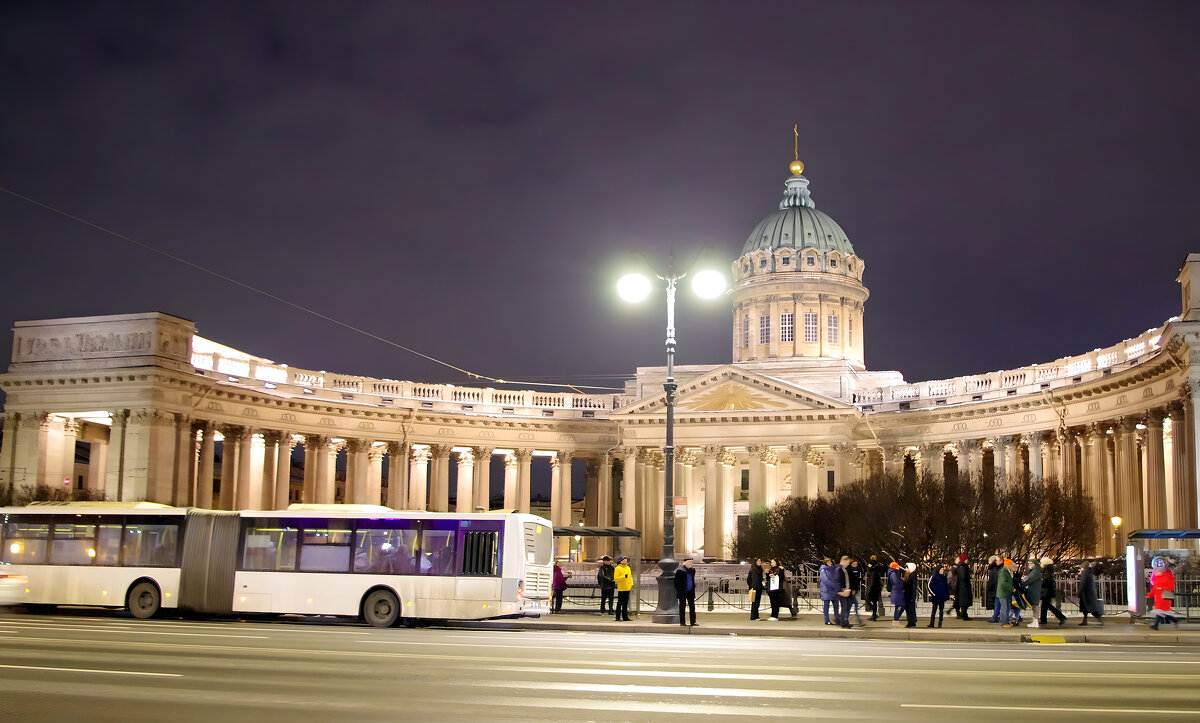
467,679,835,699
0,663,180,678
903,703,1200,715
1,624,268,639
803,652,1200,665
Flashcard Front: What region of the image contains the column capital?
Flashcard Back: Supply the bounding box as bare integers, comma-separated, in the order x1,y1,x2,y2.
805,447,825,466
699,444,725,459
471,446,495,461
513,448,533,463
303,433,331,450
344,438,371,454
504,453,518,469
259,429,284,445
386,440,409,456
787,442,810,456
429,444,454,459
221,424,247,443
745,443,766,458
367,444,387,461
455,448,476,464
410,446,432,463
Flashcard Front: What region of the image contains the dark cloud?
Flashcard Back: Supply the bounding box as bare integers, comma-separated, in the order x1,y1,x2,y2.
2,1,1199,391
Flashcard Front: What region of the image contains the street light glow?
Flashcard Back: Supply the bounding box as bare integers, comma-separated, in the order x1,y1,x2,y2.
691,269,727,299
1111,516,1122,528
617,273,652,303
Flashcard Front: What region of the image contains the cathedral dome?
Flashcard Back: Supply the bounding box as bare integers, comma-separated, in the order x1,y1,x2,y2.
740,174,854,257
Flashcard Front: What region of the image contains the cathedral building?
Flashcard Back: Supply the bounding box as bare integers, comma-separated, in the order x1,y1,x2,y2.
2,158,1197,558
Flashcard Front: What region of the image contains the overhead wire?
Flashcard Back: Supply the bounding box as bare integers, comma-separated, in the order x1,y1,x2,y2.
0,185,623,391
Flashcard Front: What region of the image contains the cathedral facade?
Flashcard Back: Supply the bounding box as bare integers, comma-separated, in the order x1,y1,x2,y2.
3,161,1198,558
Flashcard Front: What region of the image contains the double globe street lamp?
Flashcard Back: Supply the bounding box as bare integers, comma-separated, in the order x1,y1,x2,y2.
617,264,727,623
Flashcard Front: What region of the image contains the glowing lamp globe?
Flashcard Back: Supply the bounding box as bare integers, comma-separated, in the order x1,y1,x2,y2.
617,273,652,303
691,270,727,299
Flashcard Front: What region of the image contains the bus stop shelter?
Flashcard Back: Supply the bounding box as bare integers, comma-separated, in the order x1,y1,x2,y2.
1125,529,1197,619
553,526,642,616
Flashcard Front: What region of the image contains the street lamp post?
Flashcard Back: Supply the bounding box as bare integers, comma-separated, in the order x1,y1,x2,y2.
618,264,725,623
1111,516,1122,558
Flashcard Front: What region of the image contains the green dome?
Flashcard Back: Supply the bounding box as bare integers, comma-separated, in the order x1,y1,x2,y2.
740,175,855,257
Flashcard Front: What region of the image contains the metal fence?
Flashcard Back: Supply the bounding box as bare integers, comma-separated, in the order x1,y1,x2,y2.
558,561,1199,620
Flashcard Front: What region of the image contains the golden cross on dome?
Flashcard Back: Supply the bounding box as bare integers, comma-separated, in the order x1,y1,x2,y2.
789,125,805,176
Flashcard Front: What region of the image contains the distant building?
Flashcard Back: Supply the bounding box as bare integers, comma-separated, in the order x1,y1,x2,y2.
2,158,1195,557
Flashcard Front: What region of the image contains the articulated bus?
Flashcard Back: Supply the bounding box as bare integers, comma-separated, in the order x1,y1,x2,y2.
0,503,553,626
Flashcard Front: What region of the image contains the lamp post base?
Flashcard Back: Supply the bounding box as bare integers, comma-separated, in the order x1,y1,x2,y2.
650,556,680,623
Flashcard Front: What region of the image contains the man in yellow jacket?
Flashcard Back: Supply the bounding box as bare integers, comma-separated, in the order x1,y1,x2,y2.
613,555,633,621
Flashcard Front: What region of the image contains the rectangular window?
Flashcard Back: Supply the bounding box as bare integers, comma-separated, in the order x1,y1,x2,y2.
1,518,49,564
804,313,818,343
354,519,419,574
742,317,750,349
50,521,97,566
827,314,839,345
849,316,854,347
419,520,458,576
298,519,352,572
827,470,836,493
242,518,299,571
122,517,180,567
759,315,769,345
780,313,794,343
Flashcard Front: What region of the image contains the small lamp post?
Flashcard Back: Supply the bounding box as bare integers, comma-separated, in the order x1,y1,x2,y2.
618,263,726,623
1111,516,1122,558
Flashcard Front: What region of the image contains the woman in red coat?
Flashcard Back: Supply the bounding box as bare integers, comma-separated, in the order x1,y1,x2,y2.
1147,556,1179,630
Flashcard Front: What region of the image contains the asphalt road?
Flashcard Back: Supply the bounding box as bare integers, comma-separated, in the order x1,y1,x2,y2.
1,610,1198,721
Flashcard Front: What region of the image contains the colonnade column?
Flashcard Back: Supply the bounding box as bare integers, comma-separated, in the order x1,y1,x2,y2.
386,442,409,510
1144,413,1168,529
549,453,564,525
746,444,766,513
454,449,474,514
1028,432,1044,481
345,439,369,504
259,430,280,509
718,449,737,558
428,444,452,512
1060,430,1079,489
172,414,193,506
195,422,215,508
596,452,613,526
472,447,493,512
788,443,808,499
104,410,128,501
1083,424,1104,509
218,426,241,510
700,446,722,559
514,448,532,514
87,430,109,497
1169,402,1195,527
235,428,256,510
1183,386,1200,528
502,453,518,511
619,447,638,528
1114,416,1143,537
409,447,431,511
367,444,385,506
275,434,296,509
991,436,1008,490
315,436,338,504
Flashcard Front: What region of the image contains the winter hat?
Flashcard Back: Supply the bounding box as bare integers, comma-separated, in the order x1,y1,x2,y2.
956,554,968,563
616,555,628,563
601,556,611,561
889,561,900,569
1040,557,1053,566
1003,558,1014,567
870,555,877,561
905,562,917,573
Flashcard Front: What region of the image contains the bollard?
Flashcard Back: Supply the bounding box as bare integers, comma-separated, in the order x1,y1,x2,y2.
707,583,715,612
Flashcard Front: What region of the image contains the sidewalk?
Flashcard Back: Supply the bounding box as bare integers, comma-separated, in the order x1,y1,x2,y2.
450,609,1200,645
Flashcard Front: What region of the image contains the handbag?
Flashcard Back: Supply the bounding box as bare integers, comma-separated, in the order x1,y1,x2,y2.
748,589,756,602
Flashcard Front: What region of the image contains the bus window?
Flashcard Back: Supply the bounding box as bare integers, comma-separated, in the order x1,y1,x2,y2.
2,518,49,564
95,523,122,566
123,518,180,567
50,520,97,565
419,520,457,576
461,530,498,576
298,520,351,573
242,519,297,571
353,520,418,574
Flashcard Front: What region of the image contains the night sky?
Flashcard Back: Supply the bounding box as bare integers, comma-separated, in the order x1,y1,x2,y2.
3,2,1199,397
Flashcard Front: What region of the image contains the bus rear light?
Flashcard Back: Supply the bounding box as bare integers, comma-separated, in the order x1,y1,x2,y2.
517,581,524,601
0,574,28,584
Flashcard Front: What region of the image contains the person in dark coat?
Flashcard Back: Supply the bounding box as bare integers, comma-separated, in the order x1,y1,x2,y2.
597,556,616,614
552,560,571,613
848,558,865,625
902,562,918,628
927,565,950,628
1078,561,1103,626
766,560,788,621
887,562,905,625
819,557,839,625
674,558,697,626
985,556,1001,622
954,554,973,620
747,558,765,621
1039,557,1067,626
866,556,885,621
1023,557,1043,628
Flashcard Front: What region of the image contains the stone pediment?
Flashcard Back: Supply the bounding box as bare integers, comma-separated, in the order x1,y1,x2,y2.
614,365,854,417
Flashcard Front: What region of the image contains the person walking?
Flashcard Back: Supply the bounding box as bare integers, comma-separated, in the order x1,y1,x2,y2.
1023,557,1043,628
985,555,1001,623
613,555,633,622
998,558,1016,628
552,560,571,613
927,564,949,628
597,556,616,614
674,558,697,627
1039,557,1067,626
1147,556,1179,630
819,557,839,625
836,556,856,628
902,562,918,628
866,556,885,621
747,558,765,621
953,554,973,620
1078,560,1103,626
887,562,905,625
766,560,787,621
848,558,865,625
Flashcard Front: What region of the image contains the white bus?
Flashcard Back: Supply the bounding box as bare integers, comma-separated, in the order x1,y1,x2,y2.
0,503,553,627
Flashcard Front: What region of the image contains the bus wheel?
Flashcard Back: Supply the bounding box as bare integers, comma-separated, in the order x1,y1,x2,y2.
362,589,400,628
127,581,160,619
